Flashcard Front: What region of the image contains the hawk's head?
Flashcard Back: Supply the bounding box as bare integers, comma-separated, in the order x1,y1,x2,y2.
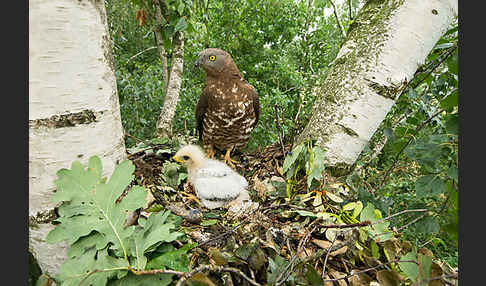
195,48,239,77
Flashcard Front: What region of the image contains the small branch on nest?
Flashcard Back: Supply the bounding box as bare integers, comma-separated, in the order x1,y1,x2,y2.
134,269,185,276
375,208,428,224
323,259,418,282
396,213,427,233
198,203,264,248
323,221,372,229
275,225,318,286
321,234,338,279
175,265,261,286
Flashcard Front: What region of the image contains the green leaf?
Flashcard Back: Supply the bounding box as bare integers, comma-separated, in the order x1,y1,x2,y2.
306,146,326,187
415,175,445,198
56,248,129,286
67,231,106,258
174,17,187,33
447,50,458,75
342,202,356,211
267,255,290,285
147,243,196,272
305,264,324,286
352,201,363,218
418,253,433,281
107,272,173,286
399,251,419,283
404,135,448,168
416,216,440,234
445,113,458,135
440,89,458,110
383,128,395,141
295,210,317,217
283,143,305,174
370,240,380,259
447,165,458,182
201,219,219,226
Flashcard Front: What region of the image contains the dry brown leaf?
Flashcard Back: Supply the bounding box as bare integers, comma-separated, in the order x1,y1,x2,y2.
330,245,348,256
418,247,434,257
328,268,348,286
429,262,445,286
189,272,218,286
349,271,373,286
376,270,401,286
312,238,333,249
382,238,401,261
135,9,147,26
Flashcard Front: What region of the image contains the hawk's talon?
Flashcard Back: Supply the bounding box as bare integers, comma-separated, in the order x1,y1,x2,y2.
223,148,238,168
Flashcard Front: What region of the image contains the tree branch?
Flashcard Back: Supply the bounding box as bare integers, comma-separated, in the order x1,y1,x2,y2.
329,0,346,38
175,265,261,286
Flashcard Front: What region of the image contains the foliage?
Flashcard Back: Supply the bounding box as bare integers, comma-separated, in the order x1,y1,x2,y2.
105,0,344,149
102,0,458,282
283,141,327,192
46,156,191,285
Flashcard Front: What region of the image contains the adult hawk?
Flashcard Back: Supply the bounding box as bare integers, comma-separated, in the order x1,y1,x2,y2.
194,48,259,167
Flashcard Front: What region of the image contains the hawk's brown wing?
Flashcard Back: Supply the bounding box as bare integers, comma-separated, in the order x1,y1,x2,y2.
195,89,209,141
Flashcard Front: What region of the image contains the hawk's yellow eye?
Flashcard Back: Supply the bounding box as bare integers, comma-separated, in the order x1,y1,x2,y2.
209,55,216,61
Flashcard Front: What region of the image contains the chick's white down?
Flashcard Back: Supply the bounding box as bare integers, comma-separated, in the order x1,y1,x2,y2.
174,145,250,209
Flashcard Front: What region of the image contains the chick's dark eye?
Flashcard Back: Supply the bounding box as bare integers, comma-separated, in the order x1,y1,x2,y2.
209,55,216,61
182,155,190,160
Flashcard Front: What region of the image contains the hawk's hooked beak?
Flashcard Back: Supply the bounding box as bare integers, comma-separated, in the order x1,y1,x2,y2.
173,155,183,163
194,57,201,69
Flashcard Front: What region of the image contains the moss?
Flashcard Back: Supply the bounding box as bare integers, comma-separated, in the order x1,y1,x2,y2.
369,79,408,100
29,109,98,129
298,0,406,163
29,209,58,229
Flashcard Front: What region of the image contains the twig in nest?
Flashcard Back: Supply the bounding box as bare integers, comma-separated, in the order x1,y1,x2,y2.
323,221,372,229
375,208,427,224
396,213,427,233
321,234,338,279
275,225,318,286
197,203,263,248
274,104,287,157
175,265,261,286
322,259,418,282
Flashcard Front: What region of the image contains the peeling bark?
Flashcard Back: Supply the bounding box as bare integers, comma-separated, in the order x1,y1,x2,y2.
155,31,185,138
296,0,458,174
29,0,126,276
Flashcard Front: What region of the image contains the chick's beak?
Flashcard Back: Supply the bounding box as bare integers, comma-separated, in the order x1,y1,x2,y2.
173,155,183,163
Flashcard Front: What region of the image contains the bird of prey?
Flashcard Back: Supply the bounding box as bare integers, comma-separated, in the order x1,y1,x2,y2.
173,144,251,209
194,48,260,167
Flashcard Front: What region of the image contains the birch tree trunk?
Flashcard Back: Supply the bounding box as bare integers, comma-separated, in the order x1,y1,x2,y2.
154,31,185,138
29,0,126,276
296,0,458,174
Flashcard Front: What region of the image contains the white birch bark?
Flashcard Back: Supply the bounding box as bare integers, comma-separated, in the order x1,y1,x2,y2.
296,0,458,172
29,0,126,276
155,31,185,137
